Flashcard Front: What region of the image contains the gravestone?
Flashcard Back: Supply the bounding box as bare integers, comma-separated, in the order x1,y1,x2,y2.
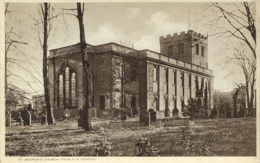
230,110,233,118
63,108,70,120
172,107,178,117
121,109,127,120
148,109,156,122
42,104,47,115
244,110,248,118
41,115,47,125
5,110,11,127
78,110,84,128
223,110,226,118
216,109,220,118
164,108,170,117
90,107,97,118
132,107,138,117
21,110,31,126
140,110,149,125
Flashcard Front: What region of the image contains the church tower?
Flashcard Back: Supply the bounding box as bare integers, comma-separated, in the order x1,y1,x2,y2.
160,30,208,69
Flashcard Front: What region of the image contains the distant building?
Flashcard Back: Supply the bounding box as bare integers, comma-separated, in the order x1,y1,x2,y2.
47,30,214,119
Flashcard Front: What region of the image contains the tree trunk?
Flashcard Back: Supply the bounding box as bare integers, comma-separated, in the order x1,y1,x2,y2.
233,97,237,117
43,3,54,125
250,69,255,115
245,81,250,109
77,3,91,131
121,64,125,108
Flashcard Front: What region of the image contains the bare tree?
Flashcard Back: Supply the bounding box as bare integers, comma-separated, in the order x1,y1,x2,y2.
204,2,256,58
5,3,43,104
233,83,244,117
39,3,55,124
61,3,92,131
112,42,139,109
229,44,256,113
199,2,256,112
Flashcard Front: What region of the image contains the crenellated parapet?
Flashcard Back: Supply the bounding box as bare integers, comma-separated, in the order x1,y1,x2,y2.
160,30,208,44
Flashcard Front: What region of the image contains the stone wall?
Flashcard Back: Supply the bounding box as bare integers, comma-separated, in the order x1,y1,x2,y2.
48,39,214,120
91,52,113,110
138,59,147,112
145,60,213,118
48,51,83,111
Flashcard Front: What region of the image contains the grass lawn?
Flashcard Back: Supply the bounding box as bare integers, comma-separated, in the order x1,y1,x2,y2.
5,117,256,156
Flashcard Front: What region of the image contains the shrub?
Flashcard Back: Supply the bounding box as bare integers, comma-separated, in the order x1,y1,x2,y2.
183,98,209,120
210,107,218,118
91,140,112,156
175,134,211,156
134,137,160,156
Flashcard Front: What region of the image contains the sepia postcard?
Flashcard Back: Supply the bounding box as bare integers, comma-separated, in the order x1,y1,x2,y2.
1,0,259,163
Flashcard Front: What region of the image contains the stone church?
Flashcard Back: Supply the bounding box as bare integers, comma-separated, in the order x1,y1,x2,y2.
47,30,214,119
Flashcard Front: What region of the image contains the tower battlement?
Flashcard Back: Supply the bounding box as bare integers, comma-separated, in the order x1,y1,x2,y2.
160,30,207,43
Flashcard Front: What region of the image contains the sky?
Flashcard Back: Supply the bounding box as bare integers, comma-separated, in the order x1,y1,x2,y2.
4,2,255,98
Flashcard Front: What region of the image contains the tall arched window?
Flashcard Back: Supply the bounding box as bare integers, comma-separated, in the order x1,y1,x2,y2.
58,65,77,109
59,75,64,107
71,73,76,106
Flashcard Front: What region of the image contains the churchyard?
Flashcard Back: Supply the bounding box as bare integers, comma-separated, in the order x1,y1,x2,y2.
5,117,256,156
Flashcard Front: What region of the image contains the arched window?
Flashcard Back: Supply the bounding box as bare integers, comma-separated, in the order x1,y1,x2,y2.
153,66,159,93
59,75,64,108
71,73,76,106
58,65,77,109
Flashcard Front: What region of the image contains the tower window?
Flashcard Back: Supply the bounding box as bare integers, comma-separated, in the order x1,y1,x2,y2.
201,46,204,57
167,45,173,56
195,44,199,55
178,43,184,54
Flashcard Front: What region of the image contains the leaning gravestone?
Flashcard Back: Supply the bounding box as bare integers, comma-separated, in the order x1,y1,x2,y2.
148,109,156,122
41,115,47,125
5,110,11,127
140,110,149,125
